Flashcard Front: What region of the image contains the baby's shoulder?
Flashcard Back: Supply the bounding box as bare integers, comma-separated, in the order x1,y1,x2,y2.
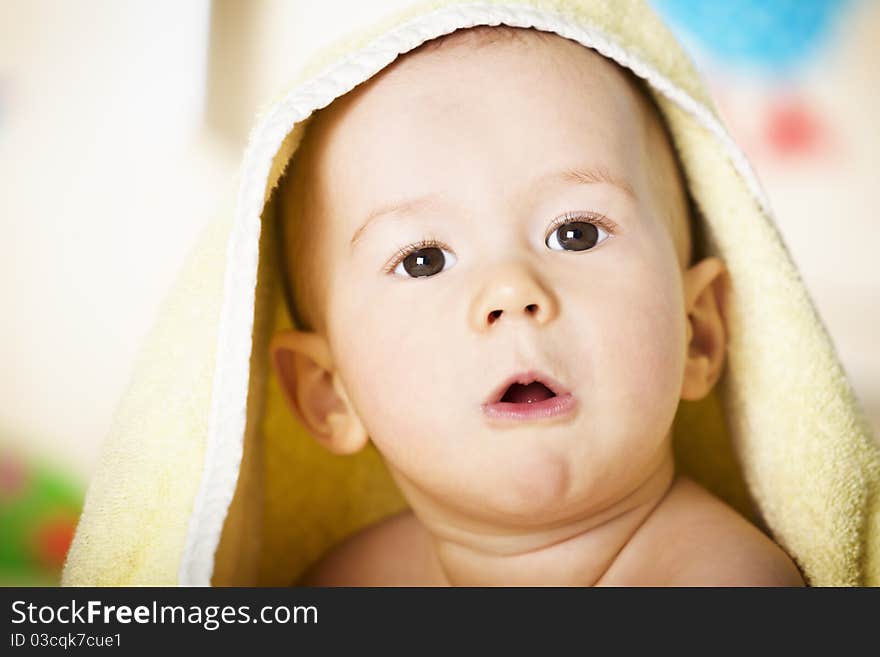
606,476,805,586
295,510,440,586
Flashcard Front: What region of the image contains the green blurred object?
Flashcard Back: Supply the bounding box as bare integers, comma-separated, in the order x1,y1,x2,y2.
0,449,84,586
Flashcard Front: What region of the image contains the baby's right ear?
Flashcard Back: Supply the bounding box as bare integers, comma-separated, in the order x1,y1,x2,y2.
269,330,369,455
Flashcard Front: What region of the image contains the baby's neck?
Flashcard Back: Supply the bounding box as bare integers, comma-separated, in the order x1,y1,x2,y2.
411,455,676,586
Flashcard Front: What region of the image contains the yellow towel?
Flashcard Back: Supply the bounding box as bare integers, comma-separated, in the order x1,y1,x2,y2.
62,0,880,587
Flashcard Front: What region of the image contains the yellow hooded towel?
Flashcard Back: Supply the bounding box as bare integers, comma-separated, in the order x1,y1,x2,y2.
62,0,880,587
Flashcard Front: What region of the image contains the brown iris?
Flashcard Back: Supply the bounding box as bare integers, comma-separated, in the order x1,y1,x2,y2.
552,221,599,251
402,247,445,277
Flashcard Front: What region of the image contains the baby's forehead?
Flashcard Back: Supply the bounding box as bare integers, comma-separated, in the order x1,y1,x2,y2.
309,28,659,190
335,27,651,132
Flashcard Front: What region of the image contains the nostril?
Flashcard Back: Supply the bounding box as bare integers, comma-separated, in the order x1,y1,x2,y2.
488,309,503,324
525,303,538,315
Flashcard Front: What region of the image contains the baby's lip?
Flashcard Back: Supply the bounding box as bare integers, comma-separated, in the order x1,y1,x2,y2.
483,369,572,405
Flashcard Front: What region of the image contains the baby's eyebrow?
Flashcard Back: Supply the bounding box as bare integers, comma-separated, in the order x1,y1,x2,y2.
552,166,637,202
351,194,443,251
349,165,635,251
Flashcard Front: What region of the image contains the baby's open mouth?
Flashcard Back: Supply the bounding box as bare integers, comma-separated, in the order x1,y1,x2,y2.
500,381,557,404
482,370,577,421
484,370,571,405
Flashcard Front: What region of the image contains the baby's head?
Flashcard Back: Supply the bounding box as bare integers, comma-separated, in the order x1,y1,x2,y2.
271,26,728,527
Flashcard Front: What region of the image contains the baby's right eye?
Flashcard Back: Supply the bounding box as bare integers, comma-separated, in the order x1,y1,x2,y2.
389,240,457,278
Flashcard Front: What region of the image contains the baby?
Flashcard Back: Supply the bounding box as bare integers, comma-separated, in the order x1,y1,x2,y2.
269,26,804,586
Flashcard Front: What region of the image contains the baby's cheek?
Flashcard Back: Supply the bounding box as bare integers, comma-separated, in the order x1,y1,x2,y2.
329,290,452,455
598,273,686,439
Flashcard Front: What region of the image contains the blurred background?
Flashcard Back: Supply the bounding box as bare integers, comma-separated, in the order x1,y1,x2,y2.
1,0,877,584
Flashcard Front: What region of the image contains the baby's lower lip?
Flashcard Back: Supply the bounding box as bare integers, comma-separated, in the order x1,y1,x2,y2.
480,393,578,422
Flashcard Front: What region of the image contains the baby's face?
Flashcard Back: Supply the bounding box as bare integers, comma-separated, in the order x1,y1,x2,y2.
284,31,702,525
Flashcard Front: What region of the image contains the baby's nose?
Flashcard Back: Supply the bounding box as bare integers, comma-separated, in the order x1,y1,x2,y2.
468,261,559,332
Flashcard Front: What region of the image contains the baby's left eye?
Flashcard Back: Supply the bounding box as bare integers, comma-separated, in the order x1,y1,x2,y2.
545,220,610,252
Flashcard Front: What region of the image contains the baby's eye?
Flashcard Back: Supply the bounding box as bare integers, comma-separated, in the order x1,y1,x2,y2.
392,244,457,278
545,219,611,252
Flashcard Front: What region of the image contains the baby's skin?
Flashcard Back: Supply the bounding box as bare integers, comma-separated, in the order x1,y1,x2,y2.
271,27,805,586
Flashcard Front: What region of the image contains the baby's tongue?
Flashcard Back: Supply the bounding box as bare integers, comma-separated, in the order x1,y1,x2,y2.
501,382,555,404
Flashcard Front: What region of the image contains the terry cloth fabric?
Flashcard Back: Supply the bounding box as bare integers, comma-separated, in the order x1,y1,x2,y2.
62,0,880,587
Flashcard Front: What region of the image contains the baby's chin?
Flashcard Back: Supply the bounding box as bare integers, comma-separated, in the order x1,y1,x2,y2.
483,447,575,520
426,446,626,527
379,409,676,529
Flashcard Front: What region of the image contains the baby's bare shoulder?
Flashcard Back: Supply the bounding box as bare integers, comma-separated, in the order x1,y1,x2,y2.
296,510,439,586
618,476,805,586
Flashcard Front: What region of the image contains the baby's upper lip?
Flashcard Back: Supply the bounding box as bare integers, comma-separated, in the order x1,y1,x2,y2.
483,369,572,405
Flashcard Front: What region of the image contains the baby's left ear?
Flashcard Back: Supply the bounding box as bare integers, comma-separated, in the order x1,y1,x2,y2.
680,257,730,401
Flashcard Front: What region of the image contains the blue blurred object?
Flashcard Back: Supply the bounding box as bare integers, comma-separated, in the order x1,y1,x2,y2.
652,0,852,72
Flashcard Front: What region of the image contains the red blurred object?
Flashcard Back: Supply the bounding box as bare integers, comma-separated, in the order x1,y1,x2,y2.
31,516,77,571
765,96,827,157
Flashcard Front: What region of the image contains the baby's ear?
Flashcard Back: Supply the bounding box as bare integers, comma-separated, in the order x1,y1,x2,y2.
680,257,730,401
269,330,369,455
